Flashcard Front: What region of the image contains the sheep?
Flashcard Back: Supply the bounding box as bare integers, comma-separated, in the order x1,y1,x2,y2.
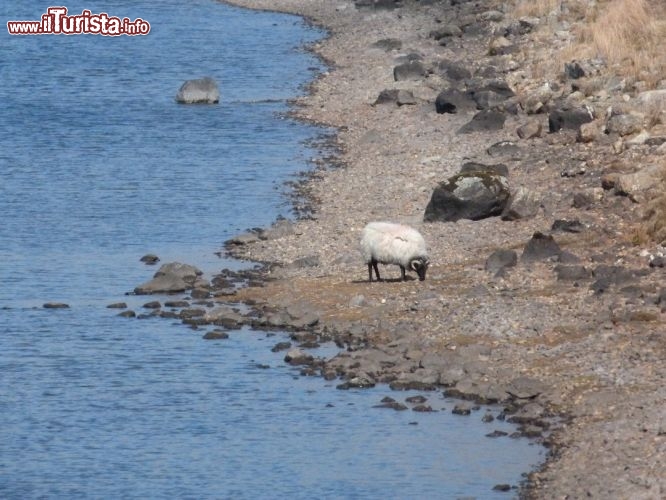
360,222,429,282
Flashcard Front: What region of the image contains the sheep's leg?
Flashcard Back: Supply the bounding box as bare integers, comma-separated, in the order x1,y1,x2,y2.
400,265,406,281
371,260,381,282
368,262,373,282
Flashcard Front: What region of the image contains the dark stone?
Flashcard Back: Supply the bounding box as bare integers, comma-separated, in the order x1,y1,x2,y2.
337,376,376,390
548,107,594,132
467,80,515,111
435,59,471,81
485,249,518,274
590,265,646,294
405,395,428,404
424,171,510,222
134,262,204,295
482,413,495,423
140,254,160,265
43,302,69,309
107,302,127,309
493,484,512,492
355,0,401,9
429,24,463,40
373,401,408,410
486,430,508,438
649,256,665,268
284,349,314,366
452,404,472,416
572,191,595,209
118,310,136,318
412,405,435,412
271,341,292,353
520,232,562,263
190,288,210,299
458,110,506,134
179,308,205,319
164,300,190,308
555,265,591,281
371,38,402,51
175,77,219,104
202,331,229,340
487,140,521,158
435,89,476,114
374,89,416,106
565,61,586,79
552,219,585,233
142,301,161,309
393,61,427,81
459,161,509,178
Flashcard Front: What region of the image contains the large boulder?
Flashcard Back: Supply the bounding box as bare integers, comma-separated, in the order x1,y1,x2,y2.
458,110,507,134
135,262,204,294
548,106,594,132
175,77,220,104
424,171,510,222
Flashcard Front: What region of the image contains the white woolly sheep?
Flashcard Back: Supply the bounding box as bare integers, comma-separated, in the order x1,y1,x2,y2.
360,222,429,282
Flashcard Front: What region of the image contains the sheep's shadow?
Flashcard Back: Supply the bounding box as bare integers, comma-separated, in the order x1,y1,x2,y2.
351,277,417,284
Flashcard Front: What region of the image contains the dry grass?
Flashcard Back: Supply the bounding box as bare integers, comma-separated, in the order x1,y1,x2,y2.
511,0,666,88
642,163,666,244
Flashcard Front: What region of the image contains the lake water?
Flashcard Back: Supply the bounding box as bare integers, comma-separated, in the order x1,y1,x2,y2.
0,1,545,498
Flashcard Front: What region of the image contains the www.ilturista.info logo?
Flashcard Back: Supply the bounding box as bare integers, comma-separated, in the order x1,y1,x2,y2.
7,6,150,36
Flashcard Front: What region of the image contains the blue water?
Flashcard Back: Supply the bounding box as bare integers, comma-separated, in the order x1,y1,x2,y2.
0,1,545,498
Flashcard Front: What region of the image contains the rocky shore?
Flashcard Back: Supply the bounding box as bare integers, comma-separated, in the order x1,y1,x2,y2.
134,1,665,497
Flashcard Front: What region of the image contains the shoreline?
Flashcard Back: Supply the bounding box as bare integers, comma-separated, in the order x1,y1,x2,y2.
215,1,665,497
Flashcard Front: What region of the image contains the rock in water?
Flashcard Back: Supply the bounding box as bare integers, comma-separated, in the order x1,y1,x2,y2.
175,77,220,104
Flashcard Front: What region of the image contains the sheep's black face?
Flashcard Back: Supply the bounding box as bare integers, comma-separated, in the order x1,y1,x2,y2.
410,258,429,281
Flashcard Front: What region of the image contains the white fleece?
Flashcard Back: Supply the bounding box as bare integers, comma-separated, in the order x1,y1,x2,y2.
360,222,428,267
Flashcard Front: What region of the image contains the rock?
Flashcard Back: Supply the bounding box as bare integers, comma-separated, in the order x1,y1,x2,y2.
258,219,295,240
493,484,512,492
118,310,136,318
458,110,506,133
412,404,434,412
289,255,320,269
577,121,601,143
551,219,585,233
636,89,666,113
488,36,515,56
190,288,210,299
337,375,376,389
459,162,509,178
516,120,542,139
501,187,541,220
175,77,219,104
424,171,510,222
284,348,314,366
164,300,190,308
202,330,229,340
468,80,515,111
590,265,646,294
485,249,518,275
371,38,402,51
564,61,586,79
374,89,416,106
43,302,69,309
486,430,508,438
452,403,472,415
142,301,161,309
107,302,127,309
429,24,463,40
374,400,408,410
205,306,245,328
435,60,471,81
554,265,591,281
134,262,204,295
520,232,562,263
393,61,427,81
487,141,521,158
405,395,428,404
549,107,594,132
225,232,260,246
606,113,644,137
613,164,663,201
140,254,160,265
506,376,546,399
435,89,476,114
523,84,554,114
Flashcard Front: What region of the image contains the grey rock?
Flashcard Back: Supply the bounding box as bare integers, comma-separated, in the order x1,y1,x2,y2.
555,265,591,281
371,38,402,51
487,141,521,158
107,302,127,309
202,330,229,340
393,61,427,81
459,161,509,178
516,120,542,139
175,77,219,104
284,348,314,366
501,187,541,221
424,171,510,222
435,60,471,81
549,107,594,132
140,254,160,265
134,262,203,295
506,376,546,399
435,89,476,114
43,302,69,309
520,232,562,263
485,249,518,274
551,219,585,233
606,113,644,137
458,110,507,134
